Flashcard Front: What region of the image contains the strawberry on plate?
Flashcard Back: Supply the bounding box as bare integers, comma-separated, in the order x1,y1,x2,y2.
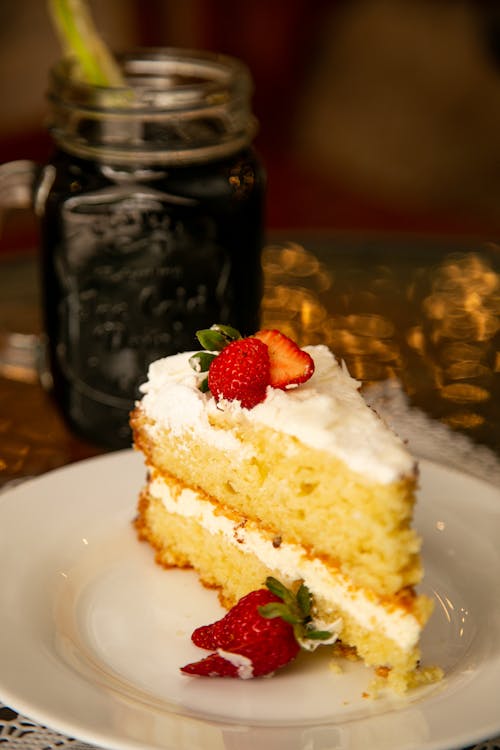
182,588,299,678
181,577,337,679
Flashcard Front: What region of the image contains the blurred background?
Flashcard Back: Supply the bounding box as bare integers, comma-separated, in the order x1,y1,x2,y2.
1,0,499,478
2,0,500,254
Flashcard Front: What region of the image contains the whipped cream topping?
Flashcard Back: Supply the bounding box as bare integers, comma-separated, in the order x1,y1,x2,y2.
149,474,421,652
139,344,414,483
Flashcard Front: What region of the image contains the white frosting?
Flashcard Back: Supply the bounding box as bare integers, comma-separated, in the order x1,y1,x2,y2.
139,345,414,483
138,353,250,455
149,475,421,652
216,649,254,679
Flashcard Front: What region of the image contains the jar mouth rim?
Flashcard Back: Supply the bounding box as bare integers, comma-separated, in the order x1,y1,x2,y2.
47,47,257,164
49,47,253,111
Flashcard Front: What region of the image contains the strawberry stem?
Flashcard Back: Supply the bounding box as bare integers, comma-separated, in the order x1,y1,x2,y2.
260,576,338,649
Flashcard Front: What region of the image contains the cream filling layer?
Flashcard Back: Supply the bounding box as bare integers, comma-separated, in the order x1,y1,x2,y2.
148,474,421,653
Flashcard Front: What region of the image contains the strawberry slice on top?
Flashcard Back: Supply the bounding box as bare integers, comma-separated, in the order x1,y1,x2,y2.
189,324,315,407
254,329,315,390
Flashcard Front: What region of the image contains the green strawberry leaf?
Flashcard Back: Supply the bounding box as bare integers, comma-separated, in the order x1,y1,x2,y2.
258,602,301,624
265,576,295,608
196,329,228,352
296,583,312,618
189,351,216,373
194,375,210,392
211,324,242,340
262,577,337,648
195,324,241,352
302,629,334,640
191,323,242,394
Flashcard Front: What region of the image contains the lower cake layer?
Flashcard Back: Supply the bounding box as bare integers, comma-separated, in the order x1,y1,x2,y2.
134,470,435,692
131,409,422,598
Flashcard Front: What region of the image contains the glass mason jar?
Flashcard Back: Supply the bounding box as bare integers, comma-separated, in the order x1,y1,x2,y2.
3,48,266,449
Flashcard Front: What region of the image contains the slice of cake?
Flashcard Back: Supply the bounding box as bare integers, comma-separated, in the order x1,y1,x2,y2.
131,325,436,691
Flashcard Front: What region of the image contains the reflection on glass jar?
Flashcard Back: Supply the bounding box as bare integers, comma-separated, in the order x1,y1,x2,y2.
35,49,265,449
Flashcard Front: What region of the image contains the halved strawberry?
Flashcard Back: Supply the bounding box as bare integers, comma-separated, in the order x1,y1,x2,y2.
181,578,336,679
254,329,314,390
183,588,299,678
181,652,241,678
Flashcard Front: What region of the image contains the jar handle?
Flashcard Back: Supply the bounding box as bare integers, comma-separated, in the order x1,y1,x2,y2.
0,160,37,230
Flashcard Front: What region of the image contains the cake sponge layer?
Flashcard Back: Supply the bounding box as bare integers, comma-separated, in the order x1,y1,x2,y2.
132,407,422,598
134,473,434,691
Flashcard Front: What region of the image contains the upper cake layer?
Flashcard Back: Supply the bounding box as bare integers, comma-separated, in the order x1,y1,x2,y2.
138,344,414,484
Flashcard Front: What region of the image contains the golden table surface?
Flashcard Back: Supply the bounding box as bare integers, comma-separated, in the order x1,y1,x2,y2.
1,233,499,490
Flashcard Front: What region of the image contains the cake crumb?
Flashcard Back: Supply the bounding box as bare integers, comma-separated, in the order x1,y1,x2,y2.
328,660,343,674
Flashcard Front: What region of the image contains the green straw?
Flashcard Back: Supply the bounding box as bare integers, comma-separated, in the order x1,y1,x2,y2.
48,0,126,87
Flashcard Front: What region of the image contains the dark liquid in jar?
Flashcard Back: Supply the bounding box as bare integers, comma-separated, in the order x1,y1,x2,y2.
39,148,265,449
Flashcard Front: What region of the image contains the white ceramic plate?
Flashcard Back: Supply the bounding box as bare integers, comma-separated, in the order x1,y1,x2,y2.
0,451,499,750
